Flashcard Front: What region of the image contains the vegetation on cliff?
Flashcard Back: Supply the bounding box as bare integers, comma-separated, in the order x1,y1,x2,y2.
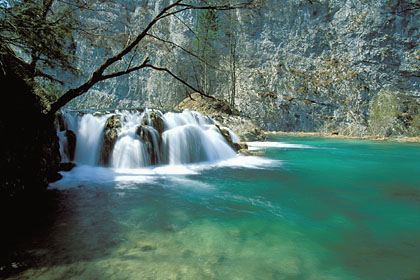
368,90,420,138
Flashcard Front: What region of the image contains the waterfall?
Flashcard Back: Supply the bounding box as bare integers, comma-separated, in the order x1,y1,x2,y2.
57,109,238,169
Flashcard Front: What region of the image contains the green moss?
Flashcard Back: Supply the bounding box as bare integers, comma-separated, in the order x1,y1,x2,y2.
368,90,401,137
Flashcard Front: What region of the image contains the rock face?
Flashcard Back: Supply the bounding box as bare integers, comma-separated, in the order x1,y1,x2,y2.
64,0,419,138
175,93,266,141
229,0,420,137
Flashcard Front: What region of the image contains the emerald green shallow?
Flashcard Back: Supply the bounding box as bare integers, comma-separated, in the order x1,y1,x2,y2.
7,136,420,279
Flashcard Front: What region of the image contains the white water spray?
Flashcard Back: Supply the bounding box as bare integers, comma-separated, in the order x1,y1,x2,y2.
57,109,238,169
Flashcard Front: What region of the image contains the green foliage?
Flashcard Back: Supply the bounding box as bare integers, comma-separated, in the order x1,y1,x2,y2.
0,0,79,75
192,1,220,94
39,80,64,103
194,5,219,57
368,90,420,137
402,102,420,137
410,114,420,130
368,90,401,137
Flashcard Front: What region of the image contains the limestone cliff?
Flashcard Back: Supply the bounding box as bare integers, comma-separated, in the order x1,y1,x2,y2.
66,0,420,138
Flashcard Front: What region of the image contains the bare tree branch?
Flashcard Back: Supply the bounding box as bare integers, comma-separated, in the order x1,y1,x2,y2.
146,33,223,72
47,0,248,116
34,70,65,85
101,57,150,80
157,1,249,21
144,63,214,99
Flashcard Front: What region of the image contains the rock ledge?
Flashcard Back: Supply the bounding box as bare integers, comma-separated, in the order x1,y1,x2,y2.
174,93,266,142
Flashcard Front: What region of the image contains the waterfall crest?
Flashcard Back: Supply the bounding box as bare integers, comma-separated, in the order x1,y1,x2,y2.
56,109,238,169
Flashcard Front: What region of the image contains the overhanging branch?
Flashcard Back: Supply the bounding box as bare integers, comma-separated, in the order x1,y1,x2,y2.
101,57,150,80
47,0,249,115
146,33,223,72
34,70,65,85
158,1,250,20
144,63,214,99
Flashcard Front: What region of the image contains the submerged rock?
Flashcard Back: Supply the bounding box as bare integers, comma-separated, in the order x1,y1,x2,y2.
59,162,77,172
99,115,121,166
140,245,156,252
233,142,248,151
215,123,235,149
238,149,265,156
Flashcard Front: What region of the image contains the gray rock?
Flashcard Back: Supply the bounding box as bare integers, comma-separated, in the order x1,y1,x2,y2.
142,111,165,135
61,0,419,138
99,115,121,166
136,125,161,165
175,92,266,141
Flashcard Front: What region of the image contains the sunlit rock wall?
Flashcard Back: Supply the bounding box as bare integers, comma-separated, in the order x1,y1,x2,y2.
67,0,420,136
66,0,195,110
231,0,420,135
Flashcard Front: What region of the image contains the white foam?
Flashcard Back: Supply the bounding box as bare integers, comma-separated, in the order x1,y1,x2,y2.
246,141,314,150
50,155,280,190
188,155,281,171
166,177,215,191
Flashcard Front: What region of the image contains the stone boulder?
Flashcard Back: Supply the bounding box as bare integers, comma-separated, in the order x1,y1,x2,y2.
99,115,121,166
59,162,77,172
174,93,266,142
233,142,248,151
142,111,165,135
215,123,235,150
136,125,161,165
212,115,267,142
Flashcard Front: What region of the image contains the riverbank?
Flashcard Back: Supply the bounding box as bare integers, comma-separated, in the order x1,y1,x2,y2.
267,131,420,143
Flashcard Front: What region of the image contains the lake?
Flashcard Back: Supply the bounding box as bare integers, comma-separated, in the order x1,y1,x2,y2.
3,135,420,280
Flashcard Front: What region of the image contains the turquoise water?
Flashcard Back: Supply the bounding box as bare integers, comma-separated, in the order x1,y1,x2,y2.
5,136,420,279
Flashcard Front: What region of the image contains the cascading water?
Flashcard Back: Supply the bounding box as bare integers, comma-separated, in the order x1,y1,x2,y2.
56,109,238,169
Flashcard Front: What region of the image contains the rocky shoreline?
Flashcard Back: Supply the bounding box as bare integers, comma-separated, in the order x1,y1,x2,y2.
269,131,420,143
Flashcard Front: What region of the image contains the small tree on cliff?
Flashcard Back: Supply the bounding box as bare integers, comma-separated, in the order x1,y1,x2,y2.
193,1,219,95
227,6,238,108
1,0,252,115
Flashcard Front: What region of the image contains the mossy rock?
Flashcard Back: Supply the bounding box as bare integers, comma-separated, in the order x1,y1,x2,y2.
142,111,165,135
99,115,121,166
215,124,235,149
175,92,239,116
233,142,248,151
136,125,161,165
